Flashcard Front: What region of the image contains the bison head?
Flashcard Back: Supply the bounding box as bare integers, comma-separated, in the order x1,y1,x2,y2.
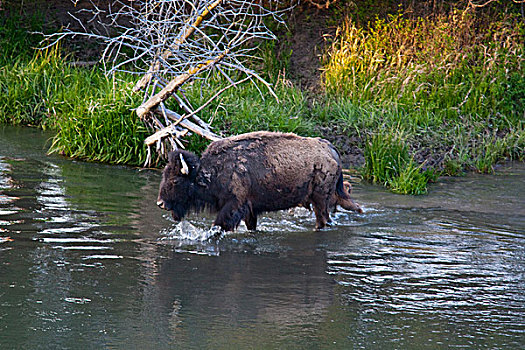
157,150,200,221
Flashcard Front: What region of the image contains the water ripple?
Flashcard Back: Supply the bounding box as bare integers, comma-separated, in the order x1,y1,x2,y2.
327,226,525,338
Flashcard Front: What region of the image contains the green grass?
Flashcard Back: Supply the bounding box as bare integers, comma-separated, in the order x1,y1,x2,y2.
0,15,314,164
0,16,149,165
47,77,149,165
362,130,436,195
0,13,43,63
319,6,524,189
323,10,524,126
179,76,314,136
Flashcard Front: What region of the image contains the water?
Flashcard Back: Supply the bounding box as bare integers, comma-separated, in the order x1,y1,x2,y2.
0,125,524,349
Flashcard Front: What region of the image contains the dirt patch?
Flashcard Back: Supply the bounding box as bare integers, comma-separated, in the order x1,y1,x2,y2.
3,0,115,60
4,0,91,27
283,5,335,91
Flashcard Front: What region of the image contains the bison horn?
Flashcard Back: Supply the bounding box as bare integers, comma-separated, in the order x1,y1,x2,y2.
179,153,189,175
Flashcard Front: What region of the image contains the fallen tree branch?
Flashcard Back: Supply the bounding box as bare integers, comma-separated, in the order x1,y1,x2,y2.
170,93,211,131
133,0,224,92
176,75,251,126
159,108,222,141
143,76,249,160
144,126,189,147
469,0,525,8
136,50,228,120
304,0,336,10
45,1,288,167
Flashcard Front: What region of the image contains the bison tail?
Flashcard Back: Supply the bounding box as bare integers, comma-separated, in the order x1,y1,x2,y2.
335,173,350,200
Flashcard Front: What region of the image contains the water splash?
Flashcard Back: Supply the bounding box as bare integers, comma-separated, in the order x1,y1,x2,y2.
161,221,222,242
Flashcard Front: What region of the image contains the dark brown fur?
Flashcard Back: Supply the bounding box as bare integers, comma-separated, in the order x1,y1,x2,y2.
334,181,363,213
157,131,362,231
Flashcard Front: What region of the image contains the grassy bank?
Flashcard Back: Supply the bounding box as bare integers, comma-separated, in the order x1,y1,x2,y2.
319,5,524,192
0,15,149,165
1,3,523,194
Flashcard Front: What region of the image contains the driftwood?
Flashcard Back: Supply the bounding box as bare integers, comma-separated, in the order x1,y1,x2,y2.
135,51,228,120
142,74,250,161
45,0,286,166
154,108,221,142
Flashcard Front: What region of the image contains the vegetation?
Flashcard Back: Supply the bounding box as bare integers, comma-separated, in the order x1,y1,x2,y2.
0,19,147,165
362,131,438,194
320,5,524,192
1,1,523,194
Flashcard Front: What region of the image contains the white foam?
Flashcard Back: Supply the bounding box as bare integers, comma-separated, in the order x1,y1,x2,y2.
161,221,222,242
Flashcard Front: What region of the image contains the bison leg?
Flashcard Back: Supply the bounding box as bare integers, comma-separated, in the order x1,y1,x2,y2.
336,181,363,213
244,210,258,231
214,200,249,232
312,199,330,230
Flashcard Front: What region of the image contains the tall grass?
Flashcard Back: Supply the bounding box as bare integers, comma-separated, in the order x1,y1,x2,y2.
1,6,523,194
0,13,43,63
19,47,148,165
363,131,434,194
0,15,314,163
47,75,149,165
0,16,149,165
323,9,524,126
179,75,313,136
322,7,524,186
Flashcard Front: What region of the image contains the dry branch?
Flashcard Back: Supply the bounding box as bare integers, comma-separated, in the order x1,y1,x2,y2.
145,127,189,147
156,107,221,141
136,50,228,119
45,0,287,166
133,0,224,92
468,0,525,8
304,0,336,9
146,108,221,147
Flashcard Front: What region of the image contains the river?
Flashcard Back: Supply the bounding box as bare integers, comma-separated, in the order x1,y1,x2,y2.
0,125,524,349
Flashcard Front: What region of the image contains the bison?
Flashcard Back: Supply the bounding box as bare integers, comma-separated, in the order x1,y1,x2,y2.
157,131,362,231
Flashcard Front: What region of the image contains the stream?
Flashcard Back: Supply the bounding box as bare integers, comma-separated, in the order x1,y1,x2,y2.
0,125,524,349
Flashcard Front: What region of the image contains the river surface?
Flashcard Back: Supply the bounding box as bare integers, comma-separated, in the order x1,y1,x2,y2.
0,125,524,349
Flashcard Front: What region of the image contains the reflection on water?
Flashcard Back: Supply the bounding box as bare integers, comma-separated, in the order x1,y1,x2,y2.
0,125,524,349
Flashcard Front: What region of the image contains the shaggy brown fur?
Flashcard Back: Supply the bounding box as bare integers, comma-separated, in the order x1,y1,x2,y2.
157,131,362,231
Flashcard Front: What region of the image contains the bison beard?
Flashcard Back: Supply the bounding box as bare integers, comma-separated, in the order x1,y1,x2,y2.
157,131,362,232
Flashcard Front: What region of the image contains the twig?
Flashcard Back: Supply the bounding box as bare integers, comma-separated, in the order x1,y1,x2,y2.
174,75,251,127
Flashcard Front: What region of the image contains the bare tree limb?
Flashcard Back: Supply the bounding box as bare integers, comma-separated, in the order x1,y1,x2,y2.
304,0,336,10
154,107,222,142
468,0,525,7
136,50,228,119
144,126,188,147
133,0,224,92
180,76,250,122
45,0,288,166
